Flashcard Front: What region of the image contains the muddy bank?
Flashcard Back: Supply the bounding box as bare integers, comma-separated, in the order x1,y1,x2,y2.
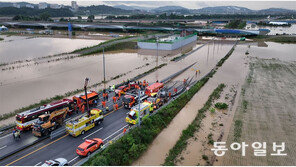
219,57,296,165
133,41,238,165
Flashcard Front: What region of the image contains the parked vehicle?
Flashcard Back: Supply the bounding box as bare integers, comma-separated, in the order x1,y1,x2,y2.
66,109,103,137
125,102,153,125
115,85,130,95
15,99,74,131
76,138,104,157
145,82,164,96
72,91,99,111
41,158,68,166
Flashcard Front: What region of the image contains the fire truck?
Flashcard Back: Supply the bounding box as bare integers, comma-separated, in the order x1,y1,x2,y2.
72,91,99,111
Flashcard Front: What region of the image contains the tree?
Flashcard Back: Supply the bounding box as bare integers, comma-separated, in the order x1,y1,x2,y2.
77,15,82,20
40,12,50,21
88,15,95,20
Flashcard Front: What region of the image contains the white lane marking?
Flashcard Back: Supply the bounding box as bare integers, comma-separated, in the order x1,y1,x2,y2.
35,162,42,166
0,133,11,140
68,156,79,164
0,145,7,150
82,127,103,140
103,125,128,142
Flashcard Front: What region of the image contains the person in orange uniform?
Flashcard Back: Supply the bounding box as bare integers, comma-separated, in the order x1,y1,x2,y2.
102,100,106,108
113,96,117,103
114,103,119,111
169,92,172,99
174,88,177,94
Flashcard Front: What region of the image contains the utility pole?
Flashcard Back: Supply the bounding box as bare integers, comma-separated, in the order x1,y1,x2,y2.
137,87,141,126
84,77,90,116
103,47,106,83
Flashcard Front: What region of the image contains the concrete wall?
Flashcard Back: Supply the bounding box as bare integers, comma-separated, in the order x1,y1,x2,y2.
137,35,197,51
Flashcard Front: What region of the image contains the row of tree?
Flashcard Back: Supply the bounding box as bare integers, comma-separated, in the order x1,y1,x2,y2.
0,7,73,17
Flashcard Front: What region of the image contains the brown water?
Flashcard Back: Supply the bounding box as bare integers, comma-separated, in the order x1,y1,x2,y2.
0,36,103,63
0,52,163,118
133,40,236,165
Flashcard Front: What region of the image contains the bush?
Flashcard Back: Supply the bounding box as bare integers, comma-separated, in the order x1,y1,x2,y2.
202,155,208,160
215,102,228,109
210,107,215,114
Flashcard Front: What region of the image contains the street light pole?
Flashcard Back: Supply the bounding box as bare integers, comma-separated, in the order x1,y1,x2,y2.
137,87,141,126
103,47,106,83
84,78,90,116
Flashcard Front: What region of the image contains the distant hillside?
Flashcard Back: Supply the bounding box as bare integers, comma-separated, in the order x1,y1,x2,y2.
114,5,154,11
0,2,36,8
76,5,135,15
257,8,296,14
152,6,188,12
0,7,74,17
193,6,253,14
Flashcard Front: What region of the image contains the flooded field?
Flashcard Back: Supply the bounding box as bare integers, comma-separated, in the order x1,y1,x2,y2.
0,35,103,63
248,24,296,35
219,43,296,165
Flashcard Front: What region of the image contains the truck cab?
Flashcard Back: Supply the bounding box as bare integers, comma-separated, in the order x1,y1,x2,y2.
125,102,153,125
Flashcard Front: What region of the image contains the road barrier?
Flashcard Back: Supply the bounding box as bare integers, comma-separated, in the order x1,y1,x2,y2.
50,127,66,140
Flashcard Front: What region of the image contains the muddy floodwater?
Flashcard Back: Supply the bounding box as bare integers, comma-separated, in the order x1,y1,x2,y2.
0,36,103,63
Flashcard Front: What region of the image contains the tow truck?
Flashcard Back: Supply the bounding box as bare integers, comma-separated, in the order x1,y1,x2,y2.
32,106,69,137
66,109,103,137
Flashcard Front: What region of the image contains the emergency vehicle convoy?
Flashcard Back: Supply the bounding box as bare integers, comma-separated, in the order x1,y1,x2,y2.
14,80,171,139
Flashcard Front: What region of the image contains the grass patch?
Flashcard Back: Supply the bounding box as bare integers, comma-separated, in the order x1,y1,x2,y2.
202,155,209,161
0,63,167,122
242,100,248,113
207,133,214,145
71,36,136,54
215,102,228,109
210,107,215,114
233,120,243,142
163,84,225,165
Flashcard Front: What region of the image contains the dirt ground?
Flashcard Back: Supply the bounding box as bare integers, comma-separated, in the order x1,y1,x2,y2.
219,58,296,165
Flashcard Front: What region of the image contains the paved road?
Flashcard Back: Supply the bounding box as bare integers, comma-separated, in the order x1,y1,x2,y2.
0,81,185,166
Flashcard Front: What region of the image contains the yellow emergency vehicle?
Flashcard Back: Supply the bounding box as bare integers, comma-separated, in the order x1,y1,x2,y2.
125,102,154,125
66,109,103,137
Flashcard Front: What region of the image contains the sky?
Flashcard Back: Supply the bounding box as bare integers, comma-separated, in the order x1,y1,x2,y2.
1,0,296,10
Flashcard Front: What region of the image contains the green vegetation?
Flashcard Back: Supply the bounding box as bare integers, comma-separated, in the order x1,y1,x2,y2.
202,155,209,161
80,41,137,56
171,54,185,61
251,36,296,44
215,102,228,109
106,14,279,20
0,7,73,17
225,20,246,29
0,37,3,41
207,133,214,145
163,84,225,165
217,44,236,67
242,100,248,113
234,120,243,142
0,63,167,121
210,107,215,114
71,36,136,54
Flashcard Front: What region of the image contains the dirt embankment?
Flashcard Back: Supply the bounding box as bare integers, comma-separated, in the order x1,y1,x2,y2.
219,58,296,165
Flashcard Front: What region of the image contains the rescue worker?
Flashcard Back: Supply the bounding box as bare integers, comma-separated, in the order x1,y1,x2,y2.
112,84,115,91
12,128,16,139
174,88,178,94
183,78,187,85
102,92,106,101
102,100,106,108
113,96,117,103
106,93,109,101
169,92,172,99
114,103,119,111
123,128,127,134
81,105,85,113
118,92,121,99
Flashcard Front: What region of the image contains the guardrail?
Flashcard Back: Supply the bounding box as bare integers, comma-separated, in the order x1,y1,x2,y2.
50,127,66,140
